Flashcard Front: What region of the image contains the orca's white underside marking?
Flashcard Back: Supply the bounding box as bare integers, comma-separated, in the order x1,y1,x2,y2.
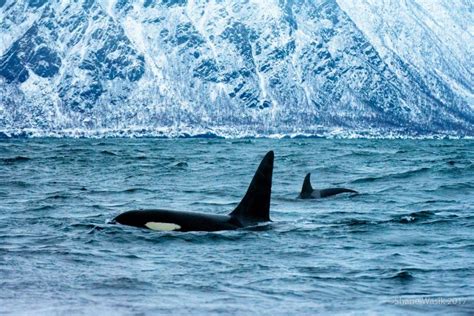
145,222,181,231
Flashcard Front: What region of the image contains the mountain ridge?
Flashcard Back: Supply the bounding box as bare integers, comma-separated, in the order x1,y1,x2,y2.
0,0,472,137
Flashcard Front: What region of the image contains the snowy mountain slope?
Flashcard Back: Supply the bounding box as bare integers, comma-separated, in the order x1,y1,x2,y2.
0,0,472,137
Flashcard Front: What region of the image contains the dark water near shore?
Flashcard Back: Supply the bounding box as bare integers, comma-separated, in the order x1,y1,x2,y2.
1,138,473,315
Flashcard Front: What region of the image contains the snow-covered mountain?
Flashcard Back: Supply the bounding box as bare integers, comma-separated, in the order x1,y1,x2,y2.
0,0,472,137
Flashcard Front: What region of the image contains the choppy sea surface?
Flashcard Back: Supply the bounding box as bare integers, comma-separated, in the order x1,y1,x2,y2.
1,138,473,315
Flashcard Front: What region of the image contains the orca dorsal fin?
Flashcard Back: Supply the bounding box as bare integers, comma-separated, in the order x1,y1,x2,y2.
300,173,313,198
230,151,274,224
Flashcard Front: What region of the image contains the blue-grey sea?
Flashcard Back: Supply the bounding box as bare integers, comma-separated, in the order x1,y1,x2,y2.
1,138,473,315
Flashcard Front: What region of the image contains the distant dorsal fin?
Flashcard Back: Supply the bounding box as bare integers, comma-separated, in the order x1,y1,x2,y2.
230,151,274,224
300,173,313,198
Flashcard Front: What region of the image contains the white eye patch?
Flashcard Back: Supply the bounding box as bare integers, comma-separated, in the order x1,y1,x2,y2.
145,222,181,231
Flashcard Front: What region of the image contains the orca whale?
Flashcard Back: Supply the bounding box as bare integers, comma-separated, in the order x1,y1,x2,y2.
299,173,357,199
113,151,274,232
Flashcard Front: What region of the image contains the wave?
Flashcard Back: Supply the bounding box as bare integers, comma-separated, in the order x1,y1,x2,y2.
393,210,436,224
351,167,431,183
436,183,474,191
387,271,414,281
1,156,31,164
99,150,118,156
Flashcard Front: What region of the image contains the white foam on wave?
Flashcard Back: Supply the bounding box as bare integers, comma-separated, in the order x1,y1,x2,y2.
0,126,469,140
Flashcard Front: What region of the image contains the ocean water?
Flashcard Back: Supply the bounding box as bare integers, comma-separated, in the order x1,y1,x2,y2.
0,138,473,315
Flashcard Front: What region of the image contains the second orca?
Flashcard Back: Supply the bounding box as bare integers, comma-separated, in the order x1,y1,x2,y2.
299,173,357,199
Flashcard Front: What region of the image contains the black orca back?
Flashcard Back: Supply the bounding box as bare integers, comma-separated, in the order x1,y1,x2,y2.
319,188,358,198
114,209,238,232
299,173,313,198
230,151,274,224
